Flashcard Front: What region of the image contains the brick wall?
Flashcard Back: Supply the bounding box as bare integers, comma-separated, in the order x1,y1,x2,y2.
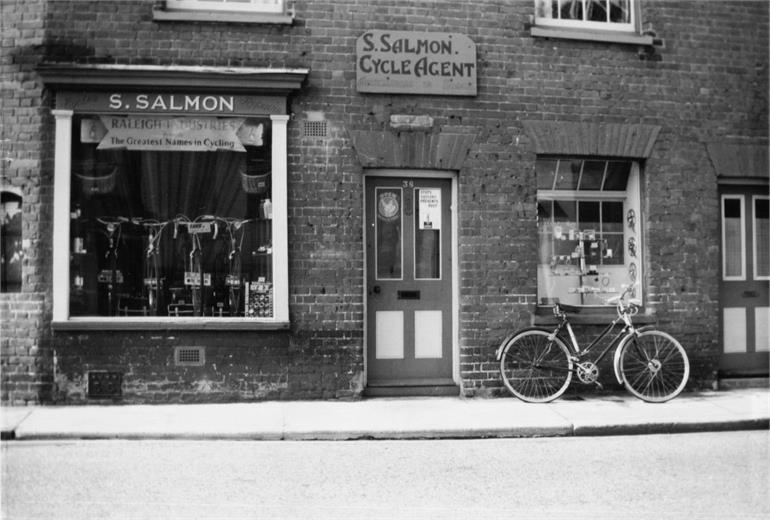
1,0,767,403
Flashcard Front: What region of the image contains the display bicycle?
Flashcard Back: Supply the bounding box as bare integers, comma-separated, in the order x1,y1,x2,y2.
496,286,690,403
131,217,170,316
96,216,129,316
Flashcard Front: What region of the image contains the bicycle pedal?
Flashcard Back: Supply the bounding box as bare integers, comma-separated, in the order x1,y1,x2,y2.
594,382,604,390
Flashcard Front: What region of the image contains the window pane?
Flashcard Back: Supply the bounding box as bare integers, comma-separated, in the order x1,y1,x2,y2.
578,201,600,229
723,198,744,278
755,198,769,278
560,0,583,20
376,188,402,279
610,0,631,23
579,160,605,190
536,159,558,190
587,0,608,22
415,188,441,279
69,115,273,318
555,159,581,190
602,201,624,232
1,192,23,292
553,200,577,224
603,161,631,190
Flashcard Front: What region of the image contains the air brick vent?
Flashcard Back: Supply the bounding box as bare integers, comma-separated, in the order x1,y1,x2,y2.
303,120,328,138
87,371,123,398
175,346,205,366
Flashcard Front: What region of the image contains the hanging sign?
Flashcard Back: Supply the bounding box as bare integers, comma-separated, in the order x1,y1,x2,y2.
356,30,477,96
418,188,441,230
89,116,266,152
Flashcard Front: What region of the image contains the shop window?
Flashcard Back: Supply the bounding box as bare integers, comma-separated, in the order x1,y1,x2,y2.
1,190,23,293
534,0,637,31
537,157,642,307
68,114,275,319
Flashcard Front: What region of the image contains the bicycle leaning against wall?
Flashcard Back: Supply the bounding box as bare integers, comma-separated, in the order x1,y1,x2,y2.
496,285,690,403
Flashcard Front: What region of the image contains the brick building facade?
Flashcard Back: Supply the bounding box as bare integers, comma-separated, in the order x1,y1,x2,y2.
1,0,768,404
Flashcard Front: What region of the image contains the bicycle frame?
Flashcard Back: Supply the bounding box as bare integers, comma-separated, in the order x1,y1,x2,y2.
96,216,127,316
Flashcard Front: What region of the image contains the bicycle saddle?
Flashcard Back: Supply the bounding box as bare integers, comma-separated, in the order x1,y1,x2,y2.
554,302,582,314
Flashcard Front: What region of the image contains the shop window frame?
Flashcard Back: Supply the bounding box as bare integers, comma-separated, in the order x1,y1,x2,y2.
536,157,644,313
39,64,309,330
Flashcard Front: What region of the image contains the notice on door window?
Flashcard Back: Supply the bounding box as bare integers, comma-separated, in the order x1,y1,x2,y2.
418,188,441,230
88,116,263,152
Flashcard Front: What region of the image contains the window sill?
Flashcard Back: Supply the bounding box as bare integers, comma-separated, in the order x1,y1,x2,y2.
533,306,656,326
531,25,654,46
152,8,294,25
53,318,291,332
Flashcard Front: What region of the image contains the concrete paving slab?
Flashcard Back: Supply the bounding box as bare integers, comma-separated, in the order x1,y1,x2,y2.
13,402,285,440
281,397,573,440
550,392,770,436
0,407,33,439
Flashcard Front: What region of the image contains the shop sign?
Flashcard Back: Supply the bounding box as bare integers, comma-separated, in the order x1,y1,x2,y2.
418,188,441,230
356,30,477,96
83,116,265,152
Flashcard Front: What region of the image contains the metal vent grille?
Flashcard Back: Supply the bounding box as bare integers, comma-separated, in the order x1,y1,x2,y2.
175,346,205,366
303,120,328,138
87,371,123,398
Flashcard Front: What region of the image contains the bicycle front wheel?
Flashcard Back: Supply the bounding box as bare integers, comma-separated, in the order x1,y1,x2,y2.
499,329,573,403
619,330,690,403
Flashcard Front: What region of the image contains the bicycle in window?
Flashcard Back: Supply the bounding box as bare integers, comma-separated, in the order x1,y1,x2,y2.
496,285,690,403
96,216,129,316
173,215,212,317
132,217,170,316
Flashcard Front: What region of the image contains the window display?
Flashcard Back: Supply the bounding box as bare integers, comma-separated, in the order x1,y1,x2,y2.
537,157,641,307
69,114,274,318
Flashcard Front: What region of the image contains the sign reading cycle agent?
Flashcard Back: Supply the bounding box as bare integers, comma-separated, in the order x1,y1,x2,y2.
356,30,477,96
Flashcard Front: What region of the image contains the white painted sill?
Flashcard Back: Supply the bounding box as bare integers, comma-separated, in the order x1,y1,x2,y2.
531,25,654,46
152,8,294,24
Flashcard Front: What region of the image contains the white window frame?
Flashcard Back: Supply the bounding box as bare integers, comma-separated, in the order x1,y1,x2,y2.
536,159,642,308
721,194,747,282
51,110,290,327
753,195,770,281
534,0,639,33
166,0,286,14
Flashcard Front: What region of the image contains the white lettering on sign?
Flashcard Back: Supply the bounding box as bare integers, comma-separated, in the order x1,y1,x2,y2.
356,30,477,96
418,188,441,230
97,116,247,152
108,93,235,113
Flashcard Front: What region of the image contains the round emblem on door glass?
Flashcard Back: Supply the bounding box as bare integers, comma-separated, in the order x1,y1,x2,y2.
378,191,400,221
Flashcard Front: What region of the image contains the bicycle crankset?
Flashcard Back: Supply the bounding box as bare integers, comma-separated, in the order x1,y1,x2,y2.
576,362,600,384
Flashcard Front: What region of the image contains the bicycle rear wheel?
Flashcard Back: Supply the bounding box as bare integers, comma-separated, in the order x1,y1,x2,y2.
499,329,573,403
619,330,690,403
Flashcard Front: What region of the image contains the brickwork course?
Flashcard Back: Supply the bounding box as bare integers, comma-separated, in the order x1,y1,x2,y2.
1,0,768,404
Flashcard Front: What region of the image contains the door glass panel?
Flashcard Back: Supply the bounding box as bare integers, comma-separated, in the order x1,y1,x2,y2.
376,188,402,279
723,197,744,279
754,197,769,279
415,188,441,279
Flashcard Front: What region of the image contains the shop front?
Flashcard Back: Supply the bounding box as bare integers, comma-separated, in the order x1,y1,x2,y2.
37,64,308,401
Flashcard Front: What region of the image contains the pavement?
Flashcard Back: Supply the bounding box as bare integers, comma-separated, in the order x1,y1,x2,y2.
1,388,768,441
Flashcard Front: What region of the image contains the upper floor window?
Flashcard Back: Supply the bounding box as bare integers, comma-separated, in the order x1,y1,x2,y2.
534,0,638,32
155,0,294,23
166,0,287,14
